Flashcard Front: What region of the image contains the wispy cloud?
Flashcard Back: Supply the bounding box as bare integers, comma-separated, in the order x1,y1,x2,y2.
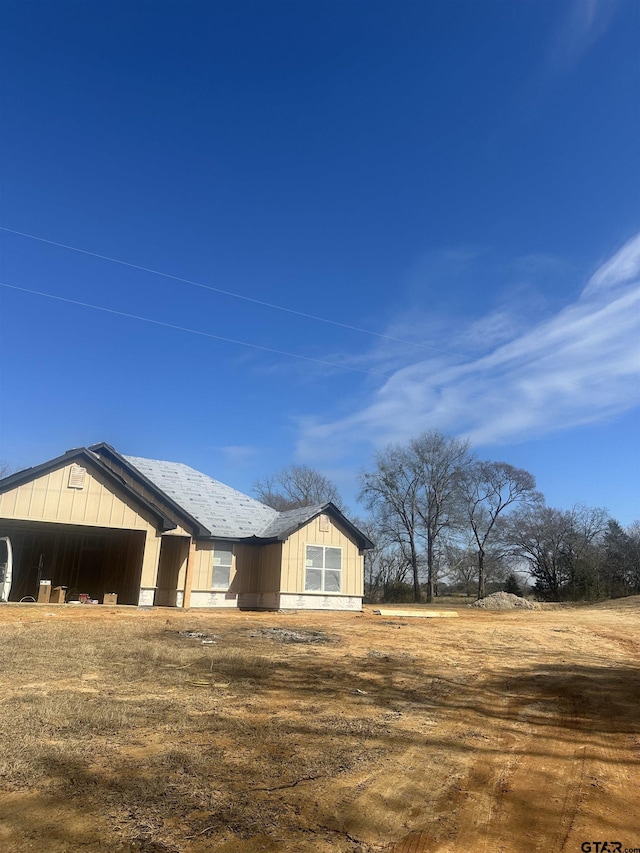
583,232,640,295
215,445,258,466
547,0,619,73
296,234,640,463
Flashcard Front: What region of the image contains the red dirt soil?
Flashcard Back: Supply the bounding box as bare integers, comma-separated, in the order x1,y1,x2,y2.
0,599,638,853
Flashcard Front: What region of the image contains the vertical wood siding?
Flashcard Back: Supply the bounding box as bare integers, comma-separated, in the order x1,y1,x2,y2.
258,543,283,593
0,462,164,590
191,542,249,592
1,464,157,531
234,544,260,592
280,516,363,596
192,542,214,590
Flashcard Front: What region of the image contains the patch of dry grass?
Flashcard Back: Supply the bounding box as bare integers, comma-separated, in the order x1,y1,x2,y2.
4,602,636,852
0,617,393,850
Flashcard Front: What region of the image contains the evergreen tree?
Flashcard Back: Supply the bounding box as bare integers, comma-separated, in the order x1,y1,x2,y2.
504,572,522,596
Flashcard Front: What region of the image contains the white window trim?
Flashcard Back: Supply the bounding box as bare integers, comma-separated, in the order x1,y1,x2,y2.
211,543,234,591
304,543,343,594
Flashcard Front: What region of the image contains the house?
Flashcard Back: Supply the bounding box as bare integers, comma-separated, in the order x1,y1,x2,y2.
0,443,372,610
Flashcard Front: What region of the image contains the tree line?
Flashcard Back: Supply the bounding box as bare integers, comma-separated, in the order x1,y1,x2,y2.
255,431,640,603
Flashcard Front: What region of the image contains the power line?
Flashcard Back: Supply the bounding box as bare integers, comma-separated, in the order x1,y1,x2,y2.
0,225,462,358
0,281,393,379
1,281,512,405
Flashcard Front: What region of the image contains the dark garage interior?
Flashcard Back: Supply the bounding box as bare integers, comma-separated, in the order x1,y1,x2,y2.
0,521,145,605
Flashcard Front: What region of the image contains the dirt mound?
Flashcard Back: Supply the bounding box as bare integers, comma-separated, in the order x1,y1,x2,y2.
470,591,537,610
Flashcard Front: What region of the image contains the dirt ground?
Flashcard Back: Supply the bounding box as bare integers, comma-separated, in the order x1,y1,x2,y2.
0,598,638,853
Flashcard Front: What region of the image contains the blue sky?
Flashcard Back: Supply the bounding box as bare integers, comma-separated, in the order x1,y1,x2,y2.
1,0,639,524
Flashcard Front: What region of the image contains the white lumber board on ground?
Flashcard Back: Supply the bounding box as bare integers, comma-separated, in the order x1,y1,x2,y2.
373,609,459,618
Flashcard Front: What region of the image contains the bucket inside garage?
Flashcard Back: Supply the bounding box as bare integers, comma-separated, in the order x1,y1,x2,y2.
0,521,145,605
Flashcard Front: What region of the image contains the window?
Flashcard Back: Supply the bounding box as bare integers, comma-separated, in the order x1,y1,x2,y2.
305,545,342,593
211,543,233,589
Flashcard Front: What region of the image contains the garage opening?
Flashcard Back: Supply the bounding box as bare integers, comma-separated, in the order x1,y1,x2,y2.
0,521,145,605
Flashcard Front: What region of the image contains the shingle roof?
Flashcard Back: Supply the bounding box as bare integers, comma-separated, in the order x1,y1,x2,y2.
109,450,371,548
124,455,278,539
259,503,374,549
258,504,327,539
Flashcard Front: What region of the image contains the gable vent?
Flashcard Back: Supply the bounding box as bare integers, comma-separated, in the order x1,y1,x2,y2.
318,513,330,532
68,465,87,489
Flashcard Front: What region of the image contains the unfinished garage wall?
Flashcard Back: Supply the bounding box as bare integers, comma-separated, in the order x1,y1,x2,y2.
0,461,164,605
0,522,147,604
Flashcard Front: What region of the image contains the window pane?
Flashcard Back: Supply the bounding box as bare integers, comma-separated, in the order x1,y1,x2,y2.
325,548,342,570
324,570,341,592
306,546,324,569
212,565,231,589
213,544,233,566
305,569,322,591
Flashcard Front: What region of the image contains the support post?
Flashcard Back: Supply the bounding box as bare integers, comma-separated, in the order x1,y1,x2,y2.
183,539,196,609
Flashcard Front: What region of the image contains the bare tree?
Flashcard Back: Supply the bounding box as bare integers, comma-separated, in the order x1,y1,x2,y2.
410,431,472,602
359,445,423,601
359,432,474,602
625,521,640,591
505,505,572,598
506,503,609,600
461,461,539,599
0,462,15,480
350,515,385,599
375,550,412,602
253,464,344,511
441,540,478,596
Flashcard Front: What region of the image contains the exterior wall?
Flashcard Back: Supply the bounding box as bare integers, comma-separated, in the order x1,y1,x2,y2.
258,543,283,593
234,543,261,593
190,541,253,595
236,593,361,611
176,543,189,590
189,542,240,608
0,461,164,595
237,592,281,610
186,518,364,610
190,591,238,608
189,542,278,609
190,541,215,591
0,462,156,531
140,538,162,590
280,515,364,598
278,593,361,611
155,535,190,606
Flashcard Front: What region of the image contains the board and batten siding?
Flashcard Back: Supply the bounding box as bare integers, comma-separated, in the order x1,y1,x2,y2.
189,542,282,609
190,541,216,591
0,462,163,588
257,543,283,593
189,540,247,608
234,543,261,592
190,541,252,593
279,515,364,597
